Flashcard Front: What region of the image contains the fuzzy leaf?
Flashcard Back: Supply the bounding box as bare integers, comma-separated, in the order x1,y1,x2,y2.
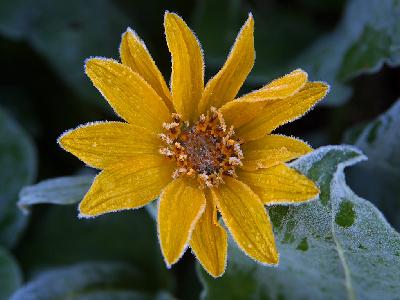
0,247,21,300
0,106,36,248
18,175,93,213
10,262,175,300
343,99,400,230
16,205,173,292
199,145,400,300
17,173,164,223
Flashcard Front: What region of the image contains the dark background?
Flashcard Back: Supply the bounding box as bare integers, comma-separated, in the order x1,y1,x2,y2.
0,0,399,299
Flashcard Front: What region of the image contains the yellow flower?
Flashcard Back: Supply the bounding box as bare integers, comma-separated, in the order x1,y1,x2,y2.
58,12,328,278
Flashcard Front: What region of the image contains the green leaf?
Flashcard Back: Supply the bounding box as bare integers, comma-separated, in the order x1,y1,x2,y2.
10,262,175,300
343,99,400,230
0,247,22,300
0,106,36,248
0,0,130,106
18,175,93,213
15,205,173,292
199,145,400,300
296,0,400,105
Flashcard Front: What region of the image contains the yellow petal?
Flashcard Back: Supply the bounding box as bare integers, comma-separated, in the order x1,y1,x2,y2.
236,69,308,101
79,155,174,217
212,177,278,265
190,190,227,277
58,122,161,169
120,28,173,110
198,14,254,115
236,82,329,141
220,100,267,129
238,163,319,205
220,69,308,129
164,12,204,121
85,58,171,133
158,178,206,266
240,134,312,171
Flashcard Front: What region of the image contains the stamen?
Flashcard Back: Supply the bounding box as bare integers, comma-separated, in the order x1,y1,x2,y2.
159,134,173,144
229,157,242,166
163,122,180,130
159,108,244,188
159,148,174,157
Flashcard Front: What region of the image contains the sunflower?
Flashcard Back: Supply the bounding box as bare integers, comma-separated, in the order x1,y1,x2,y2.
59,12,328,277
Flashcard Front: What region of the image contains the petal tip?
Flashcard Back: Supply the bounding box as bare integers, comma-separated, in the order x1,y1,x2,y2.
244,12,254,31
78,206,96,219
77,212,92,219
259,247,279,266
78,196,103,219
84,57,116,75
78,201,91,218
162,251,181,269
164,258,173,269
120,27,132,41
207,270,225,278
125,26,134,34
83,57,95,71
257,246,280,267
207,263,227,278
247,12,254,23
312,184,321,197
270,251,280,266
164,11,187,30
293,68,309,79
57,128,73,150
164,10,178,22
314,81,331,95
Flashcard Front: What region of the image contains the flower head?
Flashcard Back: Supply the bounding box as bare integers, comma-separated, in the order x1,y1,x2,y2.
59,12,328,277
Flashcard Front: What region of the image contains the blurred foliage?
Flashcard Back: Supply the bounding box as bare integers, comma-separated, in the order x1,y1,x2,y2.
0,108,36,248
10,262,175,300
0,247,21,300
0,0,400,299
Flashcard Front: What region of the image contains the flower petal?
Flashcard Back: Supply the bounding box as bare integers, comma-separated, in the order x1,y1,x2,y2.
120,28,173,110
212,177,278,265
240,134,312,171
220,69,308,129
58,122,161,169
235,82,329,141
238,163,319,205
164,12,204,121
190,190,227,278
236,69,308,102
220,100,266,129
158,178,206,267
85,58,171,133
198,14,254,115
79,155,174,217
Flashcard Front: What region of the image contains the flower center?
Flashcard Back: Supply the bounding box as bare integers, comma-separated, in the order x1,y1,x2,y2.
159,107,243,188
